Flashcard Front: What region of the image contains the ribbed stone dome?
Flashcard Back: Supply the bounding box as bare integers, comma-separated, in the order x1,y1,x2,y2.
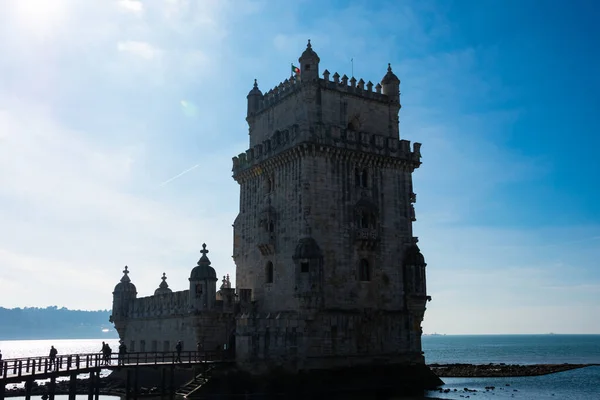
381,63,400,84
113,266,137,293
190,243,218,281
154,272,173,295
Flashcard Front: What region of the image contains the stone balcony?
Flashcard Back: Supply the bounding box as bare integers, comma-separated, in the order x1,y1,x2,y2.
257,231,275,256
354,228,380,250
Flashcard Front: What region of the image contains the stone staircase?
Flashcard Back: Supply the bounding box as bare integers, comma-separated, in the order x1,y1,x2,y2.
175,366,216,399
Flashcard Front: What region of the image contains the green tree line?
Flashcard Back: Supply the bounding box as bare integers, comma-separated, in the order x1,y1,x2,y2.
0,306,118,340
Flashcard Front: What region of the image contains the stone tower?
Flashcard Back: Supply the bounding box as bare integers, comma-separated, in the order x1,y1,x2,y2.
232,41,430,372
110,266,137,337
189,243,218,312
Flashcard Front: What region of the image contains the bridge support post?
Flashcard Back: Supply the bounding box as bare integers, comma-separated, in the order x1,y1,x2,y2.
0,380,5,400
94,371,100,400
49,375,56,400
68,372,77,400
161,367,166,399
169,365,175,400
87,369,94,400
24,379,33,400
133,368,138,400
125,369,131,400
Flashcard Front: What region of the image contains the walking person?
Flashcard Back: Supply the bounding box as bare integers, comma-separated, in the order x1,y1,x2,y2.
105,343,112,365
118,341,127,366
175,341,182,363
100,342,107,365
49,346,58,370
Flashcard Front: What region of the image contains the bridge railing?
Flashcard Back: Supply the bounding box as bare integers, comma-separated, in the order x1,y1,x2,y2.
0,350,230,380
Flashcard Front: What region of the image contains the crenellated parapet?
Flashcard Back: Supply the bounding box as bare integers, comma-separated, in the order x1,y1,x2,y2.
232,124,422,179
320,72,391,103
256,76,302,114
128,290,190,318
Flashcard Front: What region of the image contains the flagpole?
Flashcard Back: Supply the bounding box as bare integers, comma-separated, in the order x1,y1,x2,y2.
351,58,354,77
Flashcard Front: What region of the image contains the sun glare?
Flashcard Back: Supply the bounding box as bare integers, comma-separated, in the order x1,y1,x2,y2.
11,0,69,38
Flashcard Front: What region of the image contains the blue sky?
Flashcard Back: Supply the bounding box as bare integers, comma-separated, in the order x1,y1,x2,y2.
0,0,598,334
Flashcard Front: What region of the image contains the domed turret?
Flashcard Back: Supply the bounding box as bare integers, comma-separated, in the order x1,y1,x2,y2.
247,79,263,118
111,266,137,324
190,243,217,281
154,272,172,295
403,244,427,295
381,63,400,100
298,39,320,82
189,243,218,311
113,265,137,294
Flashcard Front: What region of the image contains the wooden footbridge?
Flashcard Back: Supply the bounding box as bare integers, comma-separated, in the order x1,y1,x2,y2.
0,351,234,400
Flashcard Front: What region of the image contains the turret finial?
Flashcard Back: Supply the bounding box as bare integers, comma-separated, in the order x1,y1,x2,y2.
307,39,311,48
200,243,209,255
253,79,258,88
161,272,167,282
120,266,131,283
388,63,392,72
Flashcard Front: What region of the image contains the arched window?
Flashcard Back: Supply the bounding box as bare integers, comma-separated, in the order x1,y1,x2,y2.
266,262,274,283
359,259,371,282
354,168,361,186
361,169,368,187
359,212,370,229
266,178,273,193
268,221,275,233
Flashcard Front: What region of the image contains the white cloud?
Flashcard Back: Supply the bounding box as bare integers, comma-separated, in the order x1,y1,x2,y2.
117,0,143,13
117,40,162,59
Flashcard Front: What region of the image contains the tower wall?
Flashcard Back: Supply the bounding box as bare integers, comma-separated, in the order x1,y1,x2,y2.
234,42,429,374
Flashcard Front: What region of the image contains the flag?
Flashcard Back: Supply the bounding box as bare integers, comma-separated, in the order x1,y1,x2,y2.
292,64,300,75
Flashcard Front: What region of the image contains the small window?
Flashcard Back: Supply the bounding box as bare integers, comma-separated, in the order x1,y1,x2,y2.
140,340,146,352
359,259,371,281
268,221,275,233
359,212,370,229
361,169,368,187
301,262,309,273
354,168,360,186
266,262,274,283
305,64,311,70
130,341,135,352
266,178,273,193
196,284,203,296
163,341,170,352
152,340,158,352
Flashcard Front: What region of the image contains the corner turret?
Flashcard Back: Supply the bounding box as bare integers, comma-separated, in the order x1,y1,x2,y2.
246,79,263,120
298,39,320,82
111,266,137,336
189,243,218,312
381,63,400,102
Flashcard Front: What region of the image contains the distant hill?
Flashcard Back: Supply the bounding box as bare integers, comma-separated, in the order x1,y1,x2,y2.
0,306,119,340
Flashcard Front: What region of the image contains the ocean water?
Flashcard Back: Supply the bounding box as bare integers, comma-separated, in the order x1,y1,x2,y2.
1,335,599,399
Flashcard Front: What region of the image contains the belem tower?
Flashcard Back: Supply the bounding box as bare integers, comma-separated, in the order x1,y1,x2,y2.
111,40,431,376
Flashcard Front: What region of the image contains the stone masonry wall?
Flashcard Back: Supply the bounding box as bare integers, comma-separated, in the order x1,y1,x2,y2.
122,313,235,354
235,311,423,374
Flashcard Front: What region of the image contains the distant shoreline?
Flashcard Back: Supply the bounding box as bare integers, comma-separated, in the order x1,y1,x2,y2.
429,363,600,377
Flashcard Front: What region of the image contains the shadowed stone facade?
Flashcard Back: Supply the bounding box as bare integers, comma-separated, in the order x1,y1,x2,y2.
111,41,431,378
232,41,431,373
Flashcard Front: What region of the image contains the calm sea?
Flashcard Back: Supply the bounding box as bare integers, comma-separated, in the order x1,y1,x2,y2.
1,335,599,399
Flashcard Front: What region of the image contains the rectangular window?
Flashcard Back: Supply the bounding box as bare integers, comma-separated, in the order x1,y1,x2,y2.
164,341,170,352
130,341,135,352
140,340,146,352
301,262,309,273
152,340,158,352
